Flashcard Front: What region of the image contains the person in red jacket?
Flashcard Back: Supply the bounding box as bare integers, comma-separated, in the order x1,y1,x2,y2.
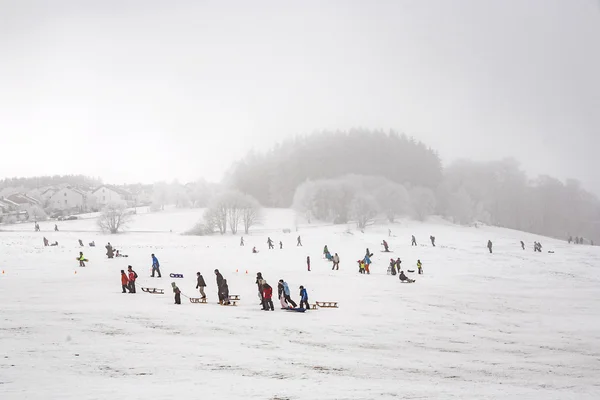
120,270,129,293
262,282,274,311
127,265,137,293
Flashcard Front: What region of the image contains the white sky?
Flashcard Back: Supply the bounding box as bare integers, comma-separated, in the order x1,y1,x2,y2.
1,0,599,193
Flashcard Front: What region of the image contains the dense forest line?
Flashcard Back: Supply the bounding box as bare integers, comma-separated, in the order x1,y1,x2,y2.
226,130,442,207
227,130,600,242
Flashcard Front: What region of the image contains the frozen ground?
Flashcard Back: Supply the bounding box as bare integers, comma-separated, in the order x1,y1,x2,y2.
1,209,599,399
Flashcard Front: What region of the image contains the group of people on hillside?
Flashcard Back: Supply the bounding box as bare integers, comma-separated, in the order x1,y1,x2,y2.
569,236,591,245
256,272,309,311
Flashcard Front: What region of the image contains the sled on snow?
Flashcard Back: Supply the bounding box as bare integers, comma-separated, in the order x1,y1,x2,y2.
399,280,415,284
229,294,240,301
285,307,306,313
407,269,415,273
220,301,237,306
189,297,207,304
315,301,338,308
141,287,164,294
169,273,184,278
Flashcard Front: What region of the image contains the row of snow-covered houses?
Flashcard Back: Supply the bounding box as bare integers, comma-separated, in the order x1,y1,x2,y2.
0,185,153,218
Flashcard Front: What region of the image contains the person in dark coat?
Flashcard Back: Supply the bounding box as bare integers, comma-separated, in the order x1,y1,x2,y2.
297,236,302,246
399,271,415,283
430,236,436,247
395,257,402,272
520,241,525,250
105,243,114,259
196,272,206,298
267,237,274,249
78,239,84,247
171,282,181,305
220,279,230,305
279,241,283,249
240,237,244,246
411,235,417,246
54,224,59,232
256,272,265,305
215,269,224,302
389,259,397,275
487,240,493,254
307,256,311,272
382,241,390,252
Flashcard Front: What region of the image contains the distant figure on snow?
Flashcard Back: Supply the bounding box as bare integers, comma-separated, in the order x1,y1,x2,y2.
215,269,224,303
196,272,206,299
240,237,244,247
78,239,84,247
389,259,397,275
262,282,274,311
280,279,297,307
151,254,161,277
267,237,274,250
299,285,310,310
399,271,415,283
568,236,573,244
388,229,392,237
89,241,95,247
252,246,258,253
430,236,436,247
411,235,417,246
279,241,283,250
43,237,49,247
54,224,59,232
417,260,423,275
127,266,137,293
78,252,86,267
520,241,525,250
332,253,340,270
120,270,129,293
307,256,311,272
50,241,58,246
323,245,329,258
105,243,114,259
382,240,390,252
172,282,181,305
297,236,302,246
395,258,402,273
487,240,493,254
220,279,230,305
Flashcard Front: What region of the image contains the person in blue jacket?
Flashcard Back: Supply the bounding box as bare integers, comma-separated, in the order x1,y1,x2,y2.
279,279,297,308
151,253,162,278
299,285,310,310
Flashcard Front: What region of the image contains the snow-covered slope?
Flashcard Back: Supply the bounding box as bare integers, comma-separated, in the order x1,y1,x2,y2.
1,209,599,399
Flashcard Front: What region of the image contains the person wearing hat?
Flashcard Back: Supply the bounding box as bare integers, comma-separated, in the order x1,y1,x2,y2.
196,272,207,299
214,269,224,303
299,285,309,310
127,265,137,293
171,282,181,305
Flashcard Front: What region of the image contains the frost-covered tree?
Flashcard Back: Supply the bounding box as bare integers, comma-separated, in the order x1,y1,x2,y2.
409,187,436,221
98,203,132,234
241,195,261,234
375,183,409,222
350,194,379,229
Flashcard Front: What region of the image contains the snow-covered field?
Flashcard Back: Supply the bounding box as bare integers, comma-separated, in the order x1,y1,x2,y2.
1,209,599,399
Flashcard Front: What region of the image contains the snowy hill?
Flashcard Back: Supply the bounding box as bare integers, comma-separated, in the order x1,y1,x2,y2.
1,209,599,399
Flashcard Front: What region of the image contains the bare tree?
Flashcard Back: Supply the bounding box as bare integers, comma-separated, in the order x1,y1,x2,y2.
350,194,379,230
98,203,132,234
241,195,261,234
225,192,244,235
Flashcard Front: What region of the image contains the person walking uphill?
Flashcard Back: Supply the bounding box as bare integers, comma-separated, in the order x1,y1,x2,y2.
78,252,86,267
196,272,206,299
332,253,340,270
417,259,423,275
299,286,310,310
267,237,274,250
172,282,181,305
220,279,230,305
411,235,417,246
262,282,274,311
307,256,311,272
120,270,129,293
151,254,162,278
215,269,224,302
127,265,137,293
297,236,302,246
487,240,493,254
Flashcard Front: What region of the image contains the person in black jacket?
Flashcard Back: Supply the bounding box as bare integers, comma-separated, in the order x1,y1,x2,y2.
256,272,265,306
214,269,224,303
487,240,493,254
196,272,206,299
220,279,230,305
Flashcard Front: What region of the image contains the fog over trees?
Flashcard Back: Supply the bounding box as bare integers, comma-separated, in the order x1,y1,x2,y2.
227,129,600,242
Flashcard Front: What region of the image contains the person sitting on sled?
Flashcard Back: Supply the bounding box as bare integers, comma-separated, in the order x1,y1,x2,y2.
399,271,415,283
